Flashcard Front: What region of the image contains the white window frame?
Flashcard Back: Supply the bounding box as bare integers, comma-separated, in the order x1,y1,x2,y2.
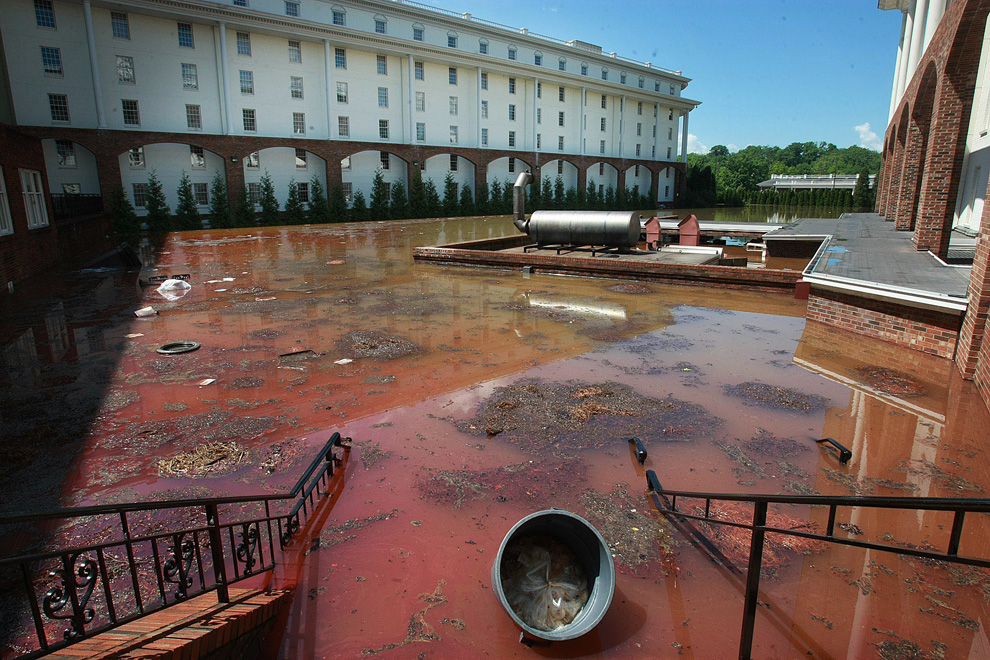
55,139,75,167
20,169,49,229
293,112,306,135
288,40,302,63
378,87,388,108
416,122,425,141
121,99,140,125
111,11,130,39
290,76,304,99
181,63,198,90
243,108,256,132
186,104,202,129
116,55,135,84
236,32,251,56
338,116,350,137
332,6,345,26
336,81,348,103
416,91,425,112
240,70,254,94
177,22,194,48
377,54,387,75
190,145,206,168
41,46,62,77
379,119,390,140
0,167,13,236
193,182,209,205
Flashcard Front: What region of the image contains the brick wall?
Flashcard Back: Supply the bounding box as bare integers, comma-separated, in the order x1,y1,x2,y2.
0,124,58,288
807,289,963,358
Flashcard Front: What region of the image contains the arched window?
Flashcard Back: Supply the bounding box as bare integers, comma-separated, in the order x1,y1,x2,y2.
638,76,645,88
478,38,489,54
534,50,543,66
580,62,588,76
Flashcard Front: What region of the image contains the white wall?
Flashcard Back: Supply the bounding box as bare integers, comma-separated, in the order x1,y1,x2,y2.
41,139,101,194
119,142,224,214
487,156,532,186
537,160,578,192
244,147,327,206
586,163,618,193
340,149,408,202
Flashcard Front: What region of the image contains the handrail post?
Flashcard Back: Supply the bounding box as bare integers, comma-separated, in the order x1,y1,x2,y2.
739,501,768,660
205,504,229,603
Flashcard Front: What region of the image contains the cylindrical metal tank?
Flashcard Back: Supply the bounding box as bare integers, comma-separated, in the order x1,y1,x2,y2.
526,210,641,248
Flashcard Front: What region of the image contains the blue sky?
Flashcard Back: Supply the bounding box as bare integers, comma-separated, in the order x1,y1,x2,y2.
429,0,902,153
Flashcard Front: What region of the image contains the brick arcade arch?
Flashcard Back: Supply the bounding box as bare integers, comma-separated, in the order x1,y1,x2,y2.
895,64,938,234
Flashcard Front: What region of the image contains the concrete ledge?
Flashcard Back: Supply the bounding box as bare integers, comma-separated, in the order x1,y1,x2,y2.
42,589,293,660
413,236,803,293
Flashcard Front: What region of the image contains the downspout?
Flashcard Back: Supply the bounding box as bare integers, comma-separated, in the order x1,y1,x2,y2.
513,171,533,233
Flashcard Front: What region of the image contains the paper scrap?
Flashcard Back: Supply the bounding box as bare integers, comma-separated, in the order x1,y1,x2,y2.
125,333,144,338
334,358,353,365
197,378,217,386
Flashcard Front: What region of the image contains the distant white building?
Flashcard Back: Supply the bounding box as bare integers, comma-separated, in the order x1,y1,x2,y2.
757,173,876,192
0,0,700,215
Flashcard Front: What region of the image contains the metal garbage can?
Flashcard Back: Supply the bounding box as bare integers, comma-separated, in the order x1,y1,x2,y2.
492,509,615,642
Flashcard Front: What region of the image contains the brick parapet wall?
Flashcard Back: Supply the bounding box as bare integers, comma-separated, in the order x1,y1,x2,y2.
0,124,58,287
44,588,292,660
414,239,803,293
807,289,963,359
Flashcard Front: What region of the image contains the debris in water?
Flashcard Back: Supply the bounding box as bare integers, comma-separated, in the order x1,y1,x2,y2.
361,580,448,655
723,382,828,412
604,283,653,294
580,485,672,576
454,380,720,457
500,533,589,632
134,306,157,317
336,330,426,361
741,428,809,458
355,440,392,469
197,378,216,386
157,441,246,477
856,366,927,397
417,460,586,509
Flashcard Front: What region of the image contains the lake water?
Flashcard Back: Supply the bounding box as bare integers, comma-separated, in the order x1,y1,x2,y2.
1,211,989,659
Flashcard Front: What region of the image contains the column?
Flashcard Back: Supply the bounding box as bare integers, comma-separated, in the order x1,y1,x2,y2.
906,0,928,84
680,111,689,167
580,87,586,155
325,40,335,139
219,23,233,135
889,12,908,121
618,96,625,158
895,3,916,103
82,0,106,128
477,66,483,147
407,55,415,145
533,77,540,152
923,0,946,51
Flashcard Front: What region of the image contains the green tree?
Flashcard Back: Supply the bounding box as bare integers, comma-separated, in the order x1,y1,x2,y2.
475,180,489,215
424,179,442,217
369,170,390,220
459,184,474,216
307,176,329,224
258,171,279,225
409,170,428,219
553,176,565,209
564,186,577,209
586,178,598,209
283,178,306,224
442,172,459,216
852,166,873,208
145,170,171,232
501,178,513,214
604,185,616,209
390,180,409,219
490,179,503,214
233,183,254,227
328,184,348,222
541,176,553,209
208,171,231,229
174,172,201,230
108,185,139,234
351,190,369,221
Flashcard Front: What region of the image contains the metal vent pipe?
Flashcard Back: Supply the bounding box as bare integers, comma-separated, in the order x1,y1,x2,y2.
512,171,533,233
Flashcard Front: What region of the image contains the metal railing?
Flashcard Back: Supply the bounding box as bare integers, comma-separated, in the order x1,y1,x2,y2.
0,433,350,659
644,469,990,660
50,194,104,221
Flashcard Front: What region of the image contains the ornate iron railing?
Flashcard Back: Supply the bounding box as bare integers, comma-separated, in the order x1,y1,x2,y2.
0,433,350,659
644,469,990,660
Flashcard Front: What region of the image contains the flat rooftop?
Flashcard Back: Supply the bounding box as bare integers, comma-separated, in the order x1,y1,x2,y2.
766,213,971,310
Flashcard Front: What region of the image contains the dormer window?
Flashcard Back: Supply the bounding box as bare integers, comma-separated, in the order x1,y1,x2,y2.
447,31,458,48
412,23,424,41
374,15,386,34
479,38,489,55
331,5,345,25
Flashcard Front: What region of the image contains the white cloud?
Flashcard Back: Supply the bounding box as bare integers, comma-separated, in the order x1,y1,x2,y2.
854,122,883,151
687,133,708,154
727,143,739,153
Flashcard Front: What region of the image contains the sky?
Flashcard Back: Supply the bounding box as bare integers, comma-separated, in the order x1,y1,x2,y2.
428,0,903,154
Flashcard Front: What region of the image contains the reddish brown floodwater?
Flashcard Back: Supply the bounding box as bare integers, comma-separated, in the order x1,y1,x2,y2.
2,215,990,659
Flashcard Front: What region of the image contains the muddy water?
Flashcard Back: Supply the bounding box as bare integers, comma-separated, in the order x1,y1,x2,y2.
2,216,990,659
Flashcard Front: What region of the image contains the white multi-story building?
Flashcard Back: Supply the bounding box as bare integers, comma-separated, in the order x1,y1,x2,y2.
0,0,700,214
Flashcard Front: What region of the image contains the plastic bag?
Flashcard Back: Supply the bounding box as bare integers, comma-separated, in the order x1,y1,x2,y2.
156,278,192,301
500,533,589,631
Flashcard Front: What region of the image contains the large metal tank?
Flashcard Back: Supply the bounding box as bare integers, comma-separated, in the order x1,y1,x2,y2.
527,210,640,248
510,172,640,248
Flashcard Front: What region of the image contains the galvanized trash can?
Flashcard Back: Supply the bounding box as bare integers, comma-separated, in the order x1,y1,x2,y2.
492,509,615,642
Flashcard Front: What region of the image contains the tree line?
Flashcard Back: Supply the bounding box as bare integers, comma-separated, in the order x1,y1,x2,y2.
680,141,881,208
108,169,659,234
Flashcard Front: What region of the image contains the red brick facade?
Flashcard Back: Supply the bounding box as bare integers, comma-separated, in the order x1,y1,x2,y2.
876,0,990,406
0,124,58,288
13,126,686,213
807,290,963,359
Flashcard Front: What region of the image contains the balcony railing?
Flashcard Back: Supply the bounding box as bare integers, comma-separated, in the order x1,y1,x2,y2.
50,194,104,221
0,432,351,659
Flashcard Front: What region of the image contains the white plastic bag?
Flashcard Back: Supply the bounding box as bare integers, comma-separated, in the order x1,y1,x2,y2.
156,278,192,301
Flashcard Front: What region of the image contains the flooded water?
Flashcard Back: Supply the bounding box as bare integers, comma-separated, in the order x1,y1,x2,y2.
2,213,990,659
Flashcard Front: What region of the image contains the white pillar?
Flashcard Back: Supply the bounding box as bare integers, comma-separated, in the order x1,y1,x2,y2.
580,87,586,155
407,55,415,144
219,23,233,135
618,96,625,158
895,2,916,103
889,12,908,121
82,0,106,128
476,66,483,147
923,0,946,50
533,77,540,152
680,111,689,167
325,40,334,139
906,0,928,83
